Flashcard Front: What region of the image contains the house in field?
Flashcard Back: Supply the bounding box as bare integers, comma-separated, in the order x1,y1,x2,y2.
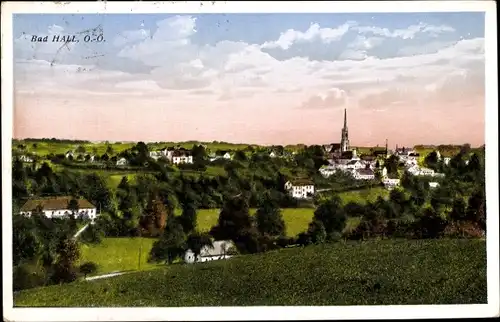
353,168,375,180
149,150,164,161
19,197,98,219
210,150,233,162
382,177,401,190
116,157,128,166
319,165,338,178
65,151,74,159
171,150,193,164
346,159,365,170
184,240,235,264
284,179,315,199
429,182,440,189
19,155,34,163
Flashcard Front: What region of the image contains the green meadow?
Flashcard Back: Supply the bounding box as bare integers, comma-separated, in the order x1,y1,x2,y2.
16,239,487,306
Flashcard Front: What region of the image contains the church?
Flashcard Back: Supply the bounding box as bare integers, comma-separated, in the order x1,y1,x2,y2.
326,108,352,159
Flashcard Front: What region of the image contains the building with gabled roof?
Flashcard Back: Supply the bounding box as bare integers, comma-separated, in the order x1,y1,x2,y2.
284,179,315,199
20,196,97,219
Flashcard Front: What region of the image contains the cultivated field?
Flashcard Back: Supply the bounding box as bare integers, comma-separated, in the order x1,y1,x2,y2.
15,239,486,306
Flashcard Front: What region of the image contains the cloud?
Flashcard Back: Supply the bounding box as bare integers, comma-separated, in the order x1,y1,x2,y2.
354,22,455,40
300,89,347,109
113,29,151,46
15,17,483,116
260,21,357,50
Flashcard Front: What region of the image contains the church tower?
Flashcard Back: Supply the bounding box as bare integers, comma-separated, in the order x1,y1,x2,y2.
340,108,349,152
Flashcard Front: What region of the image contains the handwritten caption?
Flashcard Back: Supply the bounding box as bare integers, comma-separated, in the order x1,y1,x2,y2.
31,34,105,43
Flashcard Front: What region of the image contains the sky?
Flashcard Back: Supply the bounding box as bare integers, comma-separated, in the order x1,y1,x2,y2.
13,12,486,147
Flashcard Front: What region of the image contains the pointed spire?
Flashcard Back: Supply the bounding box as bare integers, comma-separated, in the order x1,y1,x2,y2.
343,108,347,128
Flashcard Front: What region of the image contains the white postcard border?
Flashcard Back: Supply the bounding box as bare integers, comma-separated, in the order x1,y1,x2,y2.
2,1,498,321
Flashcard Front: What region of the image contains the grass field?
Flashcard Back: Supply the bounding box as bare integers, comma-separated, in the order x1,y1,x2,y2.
15,239,487,306
174,208,316,237
78,238,161,275
337,187,389,204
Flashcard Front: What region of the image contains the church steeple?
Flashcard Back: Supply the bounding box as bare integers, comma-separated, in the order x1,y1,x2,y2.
340,108,349,153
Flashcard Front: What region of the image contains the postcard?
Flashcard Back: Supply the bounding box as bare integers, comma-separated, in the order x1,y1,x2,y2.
2,1,499,321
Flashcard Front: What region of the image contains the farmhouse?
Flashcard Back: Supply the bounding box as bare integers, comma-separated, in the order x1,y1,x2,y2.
382,177,401,190
116,157,128,166
19,197,97,219
171,150,193,164
284,179,315,199
184,240,235,264
65,151,74,159
149,151,164,161
210,151,233,162
346,160,364,170
19,155,34,163
319,165,338,178
429,182,440,189
353,168,375,180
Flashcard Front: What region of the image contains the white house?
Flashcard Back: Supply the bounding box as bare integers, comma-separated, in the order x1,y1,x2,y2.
171,150,193,164
284,179,315,199
210,151,232,162
346,160,365,170
443,157,451,165
65,151,74,159
429,182,440,189
353,168,375,180
383,177,401,190
116,157,128,166
269,151,277,158
319,165,338,178
184,240,235,264
19,155,34,163
149,151,164,161
19,197,98,220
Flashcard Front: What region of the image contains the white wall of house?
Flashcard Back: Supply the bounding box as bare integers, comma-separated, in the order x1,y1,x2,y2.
21,207,97,219
172,155,193,164
319,166,337,178
291,185,315,199
354,172,375,180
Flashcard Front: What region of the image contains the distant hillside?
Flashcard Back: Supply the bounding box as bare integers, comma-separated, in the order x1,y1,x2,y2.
14,239,486,307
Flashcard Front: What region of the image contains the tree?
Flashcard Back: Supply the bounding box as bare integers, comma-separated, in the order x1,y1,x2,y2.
148,218,187,264
385,155,400,174
306,220,327,244
178,203,197,234
255,195,285,237
312,196,347,239
465,189,486,229
186,232,213,262
140,196,167,237
76,145,86,154
412,208,447,239
424,151,439,169
106,145,114,155
67,198,79,218
234,150,247,162
449,197,467,222
50,236,80,284
79,262,98,278
210,195,253,241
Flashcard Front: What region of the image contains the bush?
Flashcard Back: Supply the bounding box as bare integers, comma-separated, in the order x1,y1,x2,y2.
79,224,104,244
13,263,47,291
79,262,98,278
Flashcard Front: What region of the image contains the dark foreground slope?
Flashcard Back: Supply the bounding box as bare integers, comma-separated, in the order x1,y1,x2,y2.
14,239,486,307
